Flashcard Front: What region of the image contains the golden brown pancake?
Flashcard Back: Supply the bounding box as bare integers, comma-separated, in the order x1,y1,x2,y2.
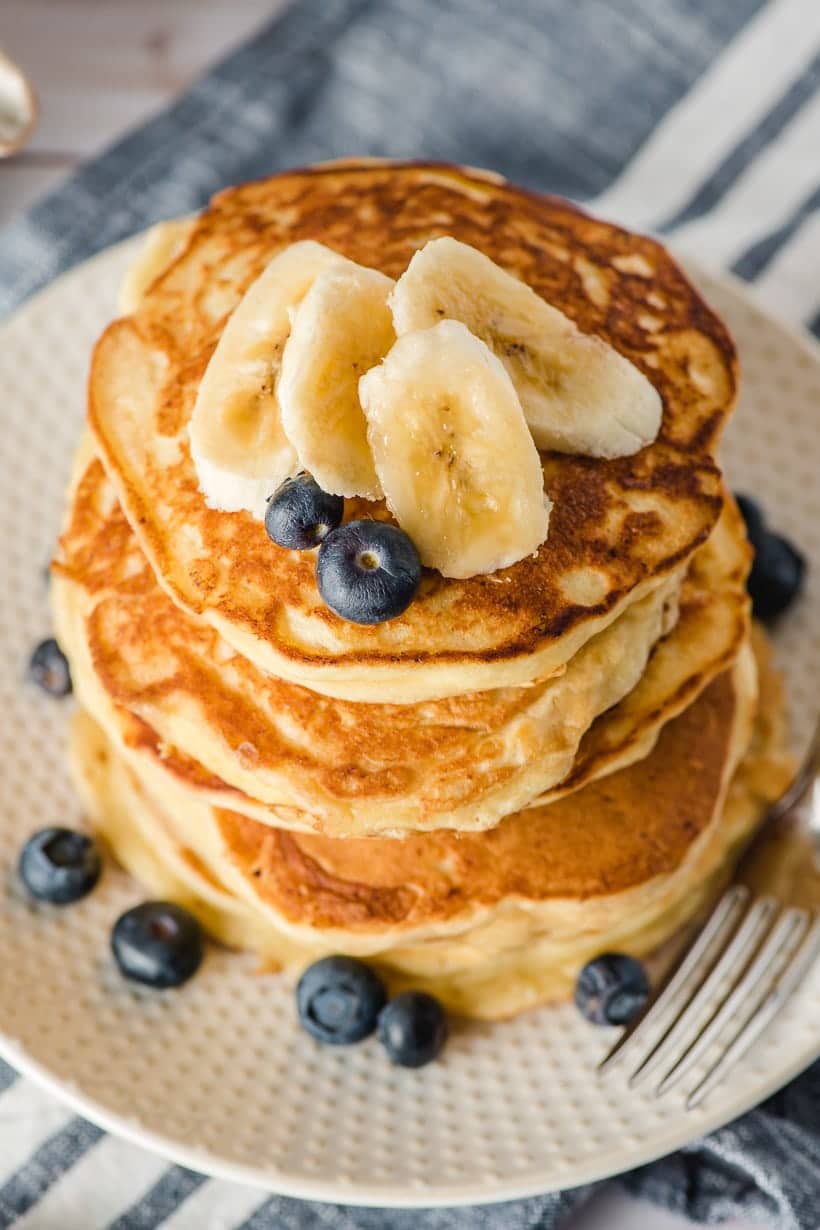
536,493,753,802
54,445,750,836
54,449,681,835
88,161,736,703
216,663,751,926
69,636,792,1018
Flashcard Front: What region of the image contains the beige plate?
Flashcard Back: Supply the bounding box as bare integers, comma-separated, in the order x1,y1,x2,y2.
0,238,818,1207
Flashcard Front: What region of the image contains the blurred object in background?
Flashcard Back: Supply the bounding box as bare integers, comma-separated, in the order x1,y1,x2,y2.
1,0,280,224
0,47,37,157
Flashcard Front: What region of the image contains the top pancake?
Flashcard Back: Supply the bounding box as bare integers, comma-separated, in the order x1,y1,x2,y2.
89,161,736,703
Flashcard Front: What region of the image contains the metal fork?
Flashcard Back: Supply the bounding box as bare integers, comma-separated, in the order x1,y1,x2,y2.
599,717,820,1108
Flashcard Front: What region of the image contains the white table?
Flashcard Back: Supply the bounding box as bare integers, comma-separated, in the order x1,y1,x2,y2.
1,5,755,1227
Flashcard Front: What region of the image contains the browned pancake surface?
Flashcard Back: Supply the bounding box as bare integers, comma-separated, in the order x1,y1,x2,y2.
213,668,739,930
88,162,735,692
56,456,751,835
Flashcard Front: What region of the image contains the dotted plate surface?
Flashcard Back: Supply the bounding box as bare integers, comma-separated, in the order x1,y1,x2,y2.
0,241,818,1207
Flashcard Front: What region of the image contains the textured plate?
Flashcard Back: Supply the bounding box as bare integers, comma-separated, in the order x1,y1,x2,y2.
0,240,818,1208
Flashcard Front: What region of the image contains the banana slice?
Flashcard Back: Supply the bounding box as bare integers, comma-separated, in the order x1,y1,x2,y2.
359,320,551,579
188,240,351,519
278,265,394,498
118,218,195,314
389,237,662,458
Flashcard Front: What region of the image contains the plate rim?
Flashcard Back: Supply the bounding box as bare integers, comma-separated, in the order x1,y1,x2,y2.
0,238,818,1209
2,1028,819,1209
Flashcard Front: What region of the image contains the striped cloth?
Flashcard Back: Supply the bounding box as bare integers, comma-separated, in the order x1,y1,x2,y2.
1,1,819,1226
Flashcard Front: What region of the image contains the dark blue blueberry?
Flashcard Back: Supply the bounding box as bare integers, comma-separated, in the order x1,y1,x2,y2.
317,520,421,625
265,473,344,549
575,953,649,1026
377,992,448,1067
297,955,387,1045
733,494,807,620
747,532,806,620
28,638,72,696
111,901,204,989
19,827,102,904
734,493,767,551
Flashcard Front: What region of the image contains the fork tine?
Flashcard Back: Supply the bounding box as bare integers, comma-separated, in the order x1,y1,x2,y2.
686,912,820,1109
628,896,779,1089
598,885,749,1074
654,907,810,1096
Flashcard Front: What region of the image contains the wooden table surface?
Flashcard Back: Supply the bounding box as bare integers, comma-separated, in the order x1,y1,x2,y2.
0,5,754,1227
1,0,282,226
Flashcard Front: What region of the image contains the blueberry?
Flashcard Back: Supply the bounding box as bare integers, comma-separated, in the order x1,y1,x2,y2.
297,956,387,1045
734,493,767,551
111,901,204,989
28,638,72,696
19,827,102,904
733,494,807,620
747,532,806,620
265,473,344,550
575,953,649,1026
377,992,448,1067
317,520,421,624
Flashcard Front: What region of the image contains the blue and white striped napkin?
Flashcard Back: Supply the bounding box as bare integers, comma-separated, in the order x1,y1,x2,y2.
1,1,819,1226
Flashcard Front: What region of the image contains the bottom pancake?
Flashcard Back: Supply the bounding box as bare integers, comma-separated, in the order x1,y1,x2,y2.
68,632,792,1019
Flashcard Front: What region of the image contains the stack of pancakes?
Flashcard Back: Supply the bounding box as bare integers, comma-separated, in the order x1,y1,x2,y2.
52,163,792,1019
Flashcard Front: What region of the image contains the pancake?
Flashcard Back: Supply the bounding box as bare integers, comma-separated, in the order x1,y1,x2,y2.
70,638,791,1019
534,492,752,803
54,449,691,837
54,446,751,836
117,219,196,315
88,161,735,703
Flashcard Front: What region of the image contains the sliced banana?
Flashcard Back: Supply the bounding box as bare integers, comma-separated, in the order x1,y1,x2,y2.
359,320,551,579
188,240,351,519
389,236,662,458
278,265,394,499
118,218,196,314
